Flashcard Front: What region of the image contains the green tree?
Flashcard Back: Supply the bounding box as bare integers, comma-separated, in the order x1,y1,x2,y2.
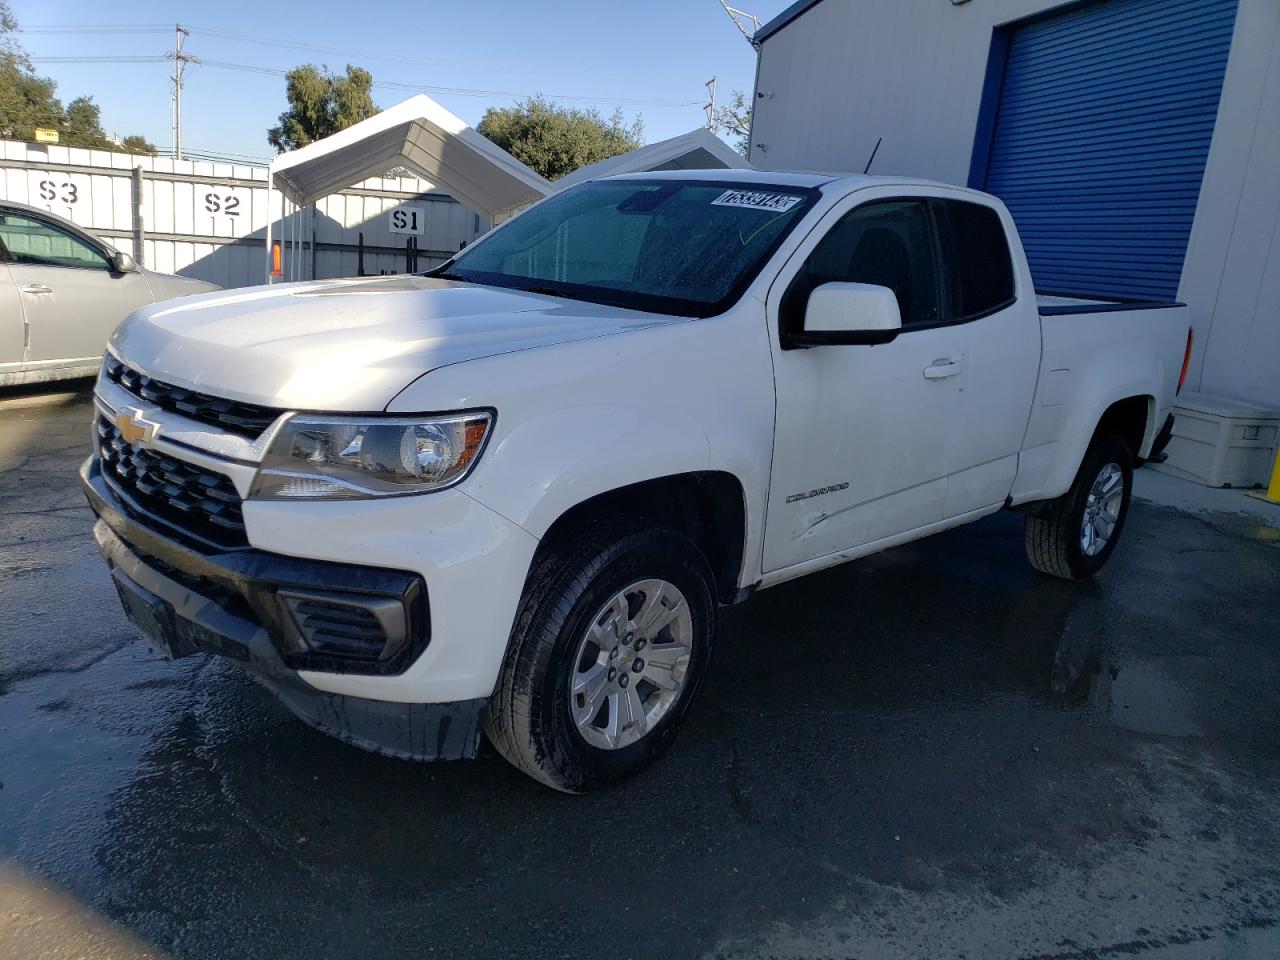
1,0,27,67
65,96,112,149
478,95,644,181
267,64,378,152
0,2,153,150
713,90,751,158
119,134,157,155
1,0,61,140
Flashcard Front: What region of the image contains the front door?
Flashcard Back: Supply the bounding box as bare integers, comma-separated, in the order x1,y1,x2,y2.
931,197,1041,519
763,195,967,573
0,210,152,367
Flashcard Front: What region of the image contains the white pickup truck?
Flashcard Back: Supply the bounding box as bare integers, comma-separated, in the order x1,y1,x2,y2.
82,171,1193,791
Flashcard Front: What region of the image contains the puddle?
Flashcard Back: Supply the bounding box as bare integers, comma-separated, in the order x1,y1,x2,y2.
1105,661,1203,737
1047,640,1203,738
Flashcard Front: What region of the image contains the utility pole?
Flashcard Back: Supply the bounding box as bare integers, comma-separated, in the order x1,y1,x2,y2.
704,77,718,132
168,25,192,160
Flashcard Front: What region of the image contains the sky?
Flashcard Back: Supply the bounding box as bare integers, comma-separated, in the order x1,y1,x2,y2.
9,0,791,164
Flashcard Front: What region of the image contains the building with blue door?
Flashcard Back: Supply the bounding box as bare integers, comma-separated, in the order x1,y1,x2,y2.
750,0,1280,411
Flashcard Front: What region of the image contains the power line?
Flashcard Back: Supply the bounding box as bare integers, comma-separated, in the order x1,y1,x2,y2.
185,24,480,72
30,56,167,63
18,24,172,33
20,23,705,106
21,23,466,66
29,55,702,107
154,145,271,164
192,58,284,77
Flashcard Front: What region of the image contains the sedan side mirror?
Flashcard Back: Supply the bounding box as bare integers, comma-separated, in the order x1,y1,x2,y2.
112,251,138,274
802,282,901,344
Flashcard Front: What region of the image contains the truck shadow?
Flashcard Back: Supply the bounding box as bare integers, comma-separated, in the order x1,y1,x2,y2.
65,504,1277,958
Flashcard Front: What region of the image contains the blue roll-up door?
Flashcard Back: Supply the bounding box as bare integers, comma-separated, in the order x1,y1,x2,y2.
981,0,1237,300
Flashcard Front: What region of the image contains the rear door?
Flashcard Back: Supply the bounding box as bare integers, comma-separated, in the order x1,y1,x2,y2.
763,192,967,572
0,260,24,369
932,197,1041,518
0,209,152,367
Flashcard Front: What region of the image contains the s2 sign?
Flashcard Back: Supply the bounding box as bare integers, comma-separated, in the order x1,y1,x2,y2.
389,205,426,236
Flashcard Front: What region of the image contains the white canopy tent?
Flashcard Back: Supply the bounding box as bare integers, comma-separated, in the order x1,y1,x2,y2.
552,128,749,191
263,97,750,282
264,94,554,281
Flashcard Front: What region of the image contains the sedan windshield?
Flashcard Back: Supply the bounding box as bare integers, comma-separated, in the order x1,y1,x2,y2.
435,179,820,317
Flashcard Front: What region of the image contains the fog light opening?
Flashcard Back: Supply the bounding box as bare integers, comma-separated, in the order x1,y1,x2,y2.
278,590,409,663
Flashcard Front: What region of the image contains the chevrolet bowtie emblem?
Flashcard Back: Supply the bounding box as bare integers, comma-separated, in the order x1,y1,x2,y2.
114,408,159,446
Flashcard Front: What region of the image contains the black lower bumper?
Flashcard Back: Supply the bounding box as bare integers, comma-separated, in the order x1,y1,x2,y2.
82,456,485,761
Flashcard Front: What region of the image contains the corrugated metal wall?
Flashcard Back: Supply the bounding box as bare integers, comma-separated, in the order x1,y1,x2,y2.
982,0,1238,300
0,140,486,289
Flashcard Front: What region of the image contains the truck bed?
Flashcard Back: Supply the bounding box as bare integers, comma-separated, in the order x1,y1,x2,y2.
1036,291,1184,316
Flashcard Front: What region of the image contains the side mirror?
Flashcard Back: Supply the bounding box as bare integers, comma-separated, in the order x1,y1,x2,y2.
802,282,901,344
112,251,138,274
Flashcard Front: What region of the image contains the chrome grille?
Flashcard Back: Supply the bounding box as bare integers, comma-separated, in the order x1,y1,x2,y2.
96,416,248,549
103,355,280,440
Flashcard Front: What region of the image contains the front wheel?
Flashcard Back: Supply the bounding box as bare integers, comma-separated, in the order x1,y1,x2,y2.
485,520,716,793
1025,434,1134,580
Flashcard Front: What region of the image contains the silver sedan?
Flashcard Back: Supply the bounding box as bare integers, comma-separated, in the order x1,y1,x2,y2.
0,200,218,387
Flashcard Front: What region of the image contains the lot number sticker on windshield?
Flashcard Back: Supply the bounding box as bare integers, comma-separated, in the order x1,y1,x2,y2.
711,190,803,213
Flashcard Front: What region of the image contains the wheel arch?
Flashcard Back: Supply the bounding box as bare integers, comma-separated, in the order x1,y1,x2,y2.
536,471,749,606
1095,394,1156,461
1014,392,1154,515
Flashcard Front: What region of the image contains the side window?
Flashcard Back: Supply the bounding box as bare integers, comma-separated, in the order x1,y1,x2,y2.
935,200,1016,320
0,212,109,270
782,199,943,334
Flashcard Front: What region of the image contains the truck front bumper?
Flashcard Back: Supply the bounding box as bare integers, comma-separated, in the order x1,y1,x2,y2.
81,456,518,761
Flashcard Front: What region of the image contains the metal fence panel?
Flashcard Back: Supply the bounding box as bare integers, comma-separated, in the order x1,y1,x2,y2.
0,139,484,288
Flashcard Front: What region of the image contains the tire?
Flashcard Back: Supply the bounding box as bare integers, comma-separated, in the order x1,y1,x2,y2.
1025,434,1134,581
485,519,717,793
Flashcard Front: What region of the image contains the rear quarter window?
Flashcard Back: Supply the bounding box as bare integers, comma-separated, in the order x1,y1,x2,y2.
938,200,1015,320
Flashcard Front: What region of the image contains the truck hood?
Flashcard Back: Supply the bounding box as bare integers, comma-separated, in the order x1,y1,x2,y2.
109,275,686,411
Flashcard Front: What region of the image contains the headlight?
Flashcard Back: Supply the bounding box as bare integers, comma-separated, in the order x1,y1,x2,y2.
250,412,493,500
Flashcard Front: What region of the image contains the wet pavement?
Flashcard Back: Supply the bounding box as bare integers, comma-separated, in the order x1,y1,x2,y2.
1,382,1278,960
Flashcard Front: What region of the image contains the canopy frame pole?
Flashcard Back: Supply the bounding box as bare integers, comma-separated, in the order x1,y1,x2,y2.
281,189,290,282
264,178,275,283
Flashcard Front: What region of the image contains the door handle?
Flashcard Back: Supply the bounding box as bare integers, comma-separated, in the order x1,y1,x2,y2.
923,360,962,380
20,284,53,295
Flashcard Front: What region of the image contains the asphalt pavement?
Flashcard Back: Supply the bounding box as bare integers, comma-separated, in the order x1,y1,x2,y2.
1,382,1278,960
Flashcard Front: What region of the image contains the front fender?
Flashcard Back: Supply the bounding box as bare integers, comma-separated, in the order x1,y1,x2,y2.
387,308,777,586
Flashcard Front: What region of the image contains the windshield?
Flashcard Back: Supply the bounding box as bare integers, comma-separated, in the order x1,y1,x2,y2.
435,179,820,317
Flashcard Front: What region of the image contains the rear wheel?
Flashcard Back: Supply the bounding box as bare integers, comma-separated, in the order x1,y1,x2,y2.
1025,435,1133,580
485,520,716,793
